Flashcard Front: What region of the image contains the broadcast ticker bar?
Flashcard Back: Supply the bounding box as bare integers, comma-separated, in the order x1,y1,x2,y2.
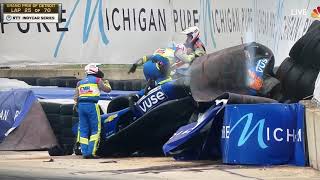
0,3,62,23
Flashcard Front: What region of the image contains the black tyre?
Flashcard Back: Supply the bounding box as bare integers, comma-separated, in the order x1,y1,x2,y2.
36,78,51,86
52,129,62,136
117,80,125,90
307,20,320,33
61,144,74,155
259,76,281,99
300,35,320,69
141,81,147,89
46,114,60,123
48,145,65,156
72,117,79,126
60,115,74,128
49,122,62,136
49,78,58,86
56,79,67,87
15,77,37,85
296,68,319,99
46,114,62,135
66,79,79,88
131,79,143,90
290,22,319,62
276,57,295,82
289,35,306,61
107,96,130,113
108,80,115,90
60,104,74,115
40,102,61,114
283,64,305,99
59,137,76,145
73,110,79,117
273,66,279,76
59,136,76,155
61,128,76,138
56,76,77,79
123,80,133,91
112,80,125,90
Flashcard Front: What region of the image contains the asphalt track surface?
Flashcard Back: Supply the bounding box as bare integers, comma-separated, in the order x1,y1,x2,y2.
0,151,320,180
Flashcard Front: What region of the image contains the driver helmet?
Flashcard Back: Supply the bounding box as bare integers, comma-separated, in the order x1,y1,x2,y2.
181,26,200,43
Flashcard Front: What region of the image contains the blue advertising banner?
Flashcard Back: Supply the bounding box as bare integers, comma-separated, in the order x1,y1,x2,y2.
222,103,306,166
0,89,36,143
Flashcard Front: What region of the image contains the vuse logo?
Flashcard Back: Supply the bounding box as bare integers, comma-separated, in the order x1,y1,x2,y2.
137,87,168,113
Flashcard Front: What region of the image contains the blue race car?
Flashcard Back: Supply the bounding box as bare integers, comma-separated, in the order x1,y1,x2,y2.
97,78,195,156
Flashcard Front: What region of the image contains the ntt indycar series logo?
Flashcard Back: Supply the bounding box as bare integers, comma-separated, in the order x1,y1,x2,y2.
136,86,168,113
221,113,302,149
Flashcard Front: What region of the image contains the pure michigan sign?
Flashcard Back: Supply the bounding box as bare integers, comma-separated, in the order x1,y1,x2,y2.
221,103,306,166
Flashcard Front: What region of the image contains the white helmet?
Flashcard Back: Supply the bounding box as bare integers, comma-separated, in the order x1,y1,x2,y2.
84,63,101,75
181,26,200,43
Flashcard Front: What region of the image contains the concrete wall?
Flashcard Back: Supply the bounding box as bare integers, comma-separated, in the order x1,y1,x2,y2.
1,0,317,67
0,67,144,80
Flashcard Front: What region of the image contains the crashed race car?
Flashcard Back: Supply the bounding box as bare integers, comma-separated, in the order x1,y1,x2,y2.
97,77,195,156
73,58,196,156
73,41,288,157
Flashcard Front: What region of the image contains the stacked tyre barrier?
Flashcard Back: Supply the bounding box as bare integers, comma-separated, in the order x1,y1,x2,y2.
109,79,146,91
40,102,78,156
276,58,319,102
9,76,146,91
9,76,79,88
276,20,320,102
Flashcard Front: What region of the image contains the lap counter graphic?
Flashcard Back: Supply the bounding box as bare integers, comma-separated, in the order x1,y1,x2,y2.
0,3,62,23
